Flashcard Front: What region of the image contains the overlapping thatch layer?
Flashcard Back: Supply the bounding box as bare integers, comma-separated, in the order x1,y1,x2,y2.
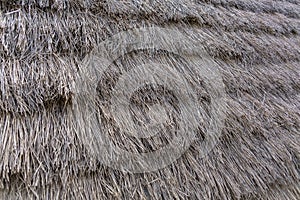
0,0,299,199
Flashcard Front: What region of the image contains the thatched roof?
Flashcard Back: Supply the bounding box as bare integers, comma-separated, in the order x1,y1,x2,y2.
0,0,300,199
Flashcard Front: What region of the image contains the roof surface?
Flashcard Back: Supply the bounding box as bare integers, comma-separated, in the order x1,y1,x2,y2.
0,0,299,199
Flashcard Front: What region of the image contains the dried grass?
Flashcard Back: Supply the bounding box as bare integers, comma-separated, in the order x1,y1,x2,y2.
0,0,299,199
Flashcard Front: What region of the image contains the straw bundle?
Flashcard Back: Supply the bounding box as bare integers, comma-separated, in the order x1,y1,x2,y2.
0,0,299,199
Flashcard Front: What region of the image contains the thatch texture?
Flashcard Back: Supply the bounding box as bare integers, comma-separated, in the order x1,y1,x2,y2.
0,0,300,199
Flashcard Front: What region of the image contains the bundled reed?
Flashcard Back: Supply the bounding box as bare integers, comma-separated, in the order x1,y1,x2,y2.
0,0,299,199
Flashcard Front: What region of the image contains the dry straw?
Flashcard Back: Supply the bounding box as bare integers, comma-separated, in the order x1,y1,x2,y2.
0,0,300,199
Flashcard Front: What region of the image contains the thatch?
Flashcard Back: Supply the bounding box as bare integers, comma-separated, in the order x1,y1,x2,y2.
0,0,300,199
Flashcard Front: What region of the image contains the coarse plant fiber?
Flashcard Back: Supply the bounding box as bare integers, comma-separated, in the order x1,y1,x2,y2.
0,0,300,199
